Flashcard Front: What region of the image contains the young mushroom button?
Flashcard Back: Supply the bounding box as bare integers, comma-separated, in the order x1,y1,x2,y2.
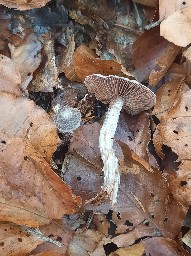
84,74,156,205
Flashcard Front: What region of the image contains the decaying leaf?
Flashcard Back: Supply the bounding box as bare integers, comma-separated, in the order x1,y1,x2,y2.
133,27,180,86
183,46,191,62
0,222,42,256
160,5,191,47
142,237,190,256
153,83,191,207
69,123,103,169
0,0,51,10
67,229,104,256
0,135,81,226
8,31,41,91
110,243,144,256
0,54,21,96
0,92,60,162
30,220,74,255
159,0,191,20
152,77,184,120
58,30,79,82
73,45,122,81
29,33,59,92
153,83,191,159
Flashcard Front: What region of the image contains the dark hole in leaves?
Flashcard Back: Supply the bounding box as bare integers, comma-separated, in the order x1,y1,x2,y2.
152,115,160,125
125,220,133,226
106,210,113,222
168,89,171,93
150,214,155,219
18,238,22,242
77,176,81,181
173,130,178,134
117,212,121,219
103,242,118,255
134,236,153,244
182,1,186,5
30,122,33,127
144,221,149,226
56,236,62,242
28,72,31,76
108,221,117,236
164,217,168,222
1,140,6,144
4,229,7,231
162,145,181,172
150,192,155,197
128,136,133,141
185,106,188,111
24,156,28,160
185,144,188,146
48,234,54,238
0,242,4,246
180,181,187,186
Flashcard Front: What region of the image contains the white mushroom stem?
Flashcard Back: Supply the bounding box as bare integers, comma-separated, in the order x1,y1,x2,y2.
99,97,124,205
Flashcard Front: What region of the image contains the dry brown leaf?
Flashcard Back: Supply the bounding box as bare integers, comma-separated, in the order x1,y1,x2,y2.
66,229,104,256
159,0,191,20
133,27,180,86
153,83,191,207
0,92,60,162
30,221,73,255
152,77,184,120
29,33,59,92
8,32,41,91
0,54,21,96
153,83,191,159
110,244,144,256
183,46,191,62
134,0,158,7
0,222,42,256
0,0,51,10
69,123,103,169
0,135,81,226
142,237,190,256
31,251,63,256
160,5,191,47
73,45,121,81
58,30,79,82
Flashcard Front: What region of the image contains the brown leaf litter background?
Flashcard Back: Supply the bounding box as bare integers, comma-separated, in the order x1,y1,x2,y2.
0,0,191,255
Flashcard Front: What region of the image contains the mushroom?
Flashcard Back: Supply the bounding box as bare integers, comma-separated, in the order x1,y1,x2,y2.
84,74,156,205
54,107,81,133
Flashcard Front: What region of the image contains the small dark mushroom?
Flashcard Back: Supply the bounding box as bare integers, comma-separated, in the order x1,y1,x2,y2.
84,74,156,205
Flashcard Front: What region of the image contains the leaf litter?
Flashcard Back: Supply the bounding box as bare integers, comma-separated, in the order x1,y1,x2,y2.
0,0,191,255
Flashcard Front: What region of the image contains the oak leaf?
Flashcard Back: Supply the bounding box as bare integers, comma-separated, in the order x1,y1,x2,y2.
0,0,51,10
0,135,81,226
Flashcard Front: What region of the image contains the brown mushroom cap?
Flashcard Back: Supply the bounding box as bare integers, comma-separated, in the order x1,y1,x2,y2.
84,74,156,115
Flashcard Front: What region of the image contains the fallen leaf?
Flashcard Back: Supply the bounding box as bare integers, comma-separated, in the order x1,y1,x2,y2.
0,135,81,226
160,5,191,47
28,33,59,92
73,45,122,81
152,77,184,120
142,237,190,256
59,30,79,82
133,27,180,86
153,83,191,159
66,229,103,256
8,31,41,91
0,0,51,10
30,220,73,255
0,54,21,96
159,0,191,20
69,123,103,169
183,46,191,62
110,243,144,256
0,222,42,256
0,92,60,162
